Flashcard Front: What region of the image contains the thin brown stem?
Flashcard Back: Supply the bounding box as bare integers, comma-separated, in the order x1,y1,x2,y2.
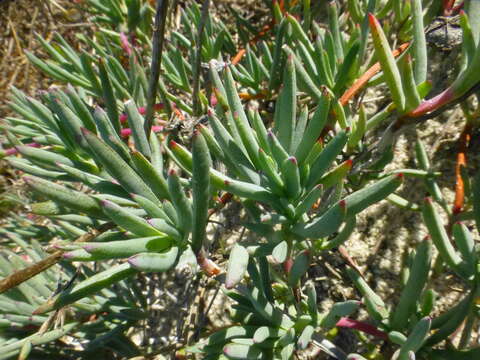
0,222,114,295
192,0,210,116
144,0,170,136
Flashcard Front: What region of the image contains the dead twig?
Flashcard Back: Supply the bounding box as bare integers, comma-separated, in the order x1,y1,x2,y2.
0,222,114,294
145,0,170,135
192,0,210,116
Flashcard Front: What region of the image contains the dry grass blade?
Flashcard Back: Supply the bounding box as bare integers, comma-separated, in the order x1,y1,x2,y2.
0,222,114,294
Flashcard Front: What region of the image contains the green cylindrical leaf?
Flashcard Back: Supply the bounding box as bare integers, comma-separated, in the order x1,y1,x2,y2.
128,247,179,273
7,158,66,179
167,139,193,173
398,317,431,360
399,55,421,111
422,198,463,272
295,184,323,218
223,342,264,359
101,200,163,237
282,45,323,101
0,322,78,355
224,68,261,168
273,55,296,152
281,156,302,200
320,216,356,250
49,96,88,151
411,0,427,83
267,130,289,166
389,331,408,345
24,176,103,218
292,201,346,239
131,193,171,221
125,100,151,157
207,326,257,346
306,129,349,189
295,88,331,164
391,239,432,331
34,263,136,314
328,1,344,60
318,160,352,189
82,128,158,202
225,244,250,289
368,13,406,112
288,250,310,286
93,106,131,162
272,241,288,264
346,267,388,322
191,130,212,253
82,236,172,259
148,218,182,240
208,110,259,183
297,324,314,350
268,18,287,91
472,171,480,232
452,222,477,277
98,59,120,134
258,148,284,194
65,85,96,132
333,41,359,95
320,300,361,329
15,145,75,169
167,169,192,235
131,150,169,200
344,174,403,216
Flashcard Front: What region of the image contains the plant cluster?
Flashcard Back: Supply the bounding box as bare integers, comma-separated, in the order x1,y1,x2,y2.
0,0,479,359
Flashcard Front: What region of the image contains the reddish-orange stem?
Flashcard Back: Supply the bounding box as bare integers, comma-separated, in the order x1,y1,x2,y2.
231,49,247,66
231,0,293,66
453,124,472,214
238,90,269,100
196,249,221,277
231,22,275,65
339,42,410,106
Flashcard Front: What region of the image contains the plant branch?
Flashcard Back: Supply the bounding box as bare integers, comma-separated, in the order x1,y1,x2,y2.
392,81,480,131
339,42,410,106
452,123,471,214
144,0,170,136
0,222,115,295
192,0,211,116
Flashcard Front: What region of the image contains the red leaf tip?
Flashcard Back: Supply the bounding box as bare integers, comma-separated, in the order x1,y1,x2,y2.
367,13,377,26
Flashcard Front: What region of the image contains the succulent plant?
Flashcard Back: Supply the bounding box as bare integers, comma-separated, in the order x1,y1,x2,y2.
1,0,480,358
0,217,146,359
